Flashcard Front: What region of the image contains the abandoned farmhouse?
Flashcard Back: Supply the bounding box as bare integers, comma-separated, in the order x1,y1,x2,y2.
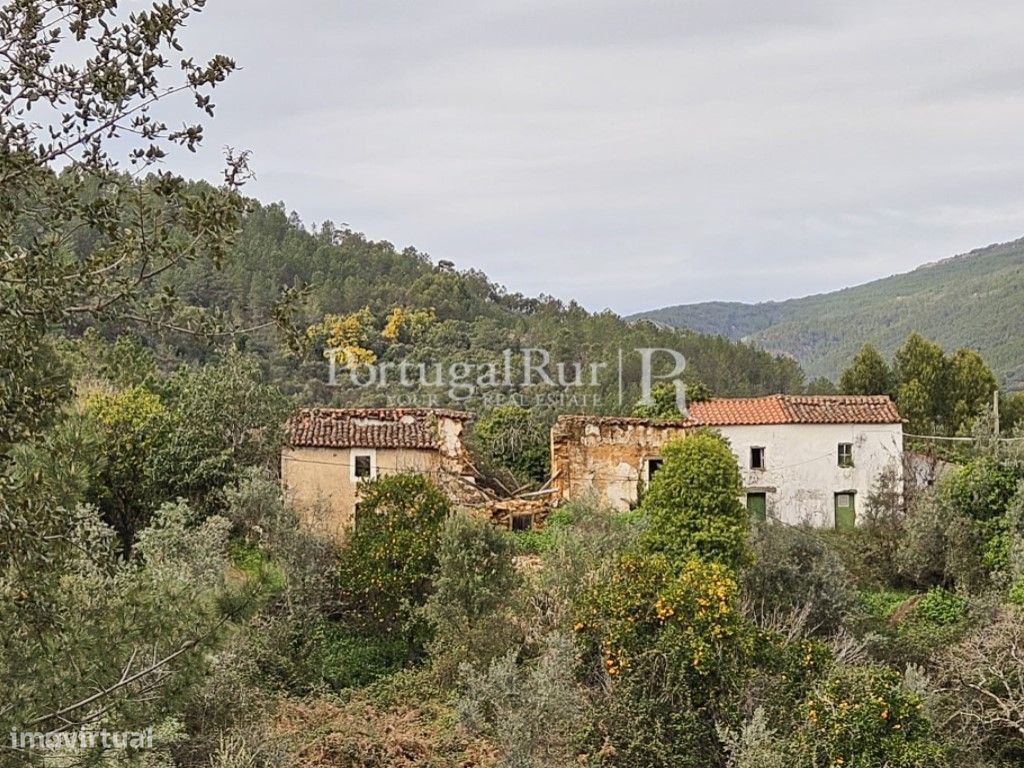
282,394,905,536
281,408,480,538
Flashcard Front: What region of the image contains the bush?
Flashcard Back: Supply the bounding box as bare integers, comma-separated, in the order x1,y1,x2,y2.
504,505,577,556
858,588,915,621
421,512,521,683
858,466,908,585
1009,579,1024,606
457,630,587,768
248,610,408,694
590,661,719,768
897,490,988,591
743,524,856,635
640,430,750,570
856,588,970,669
792,665,946,767
311,621,410,689
944,458,1022,523
915,587,968,626
937,608,1024,761
717,708,789,768
334,474,451,638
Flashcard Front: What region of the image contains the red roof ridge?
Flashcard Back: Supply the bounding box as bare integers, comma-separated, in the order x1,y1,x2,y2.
689,394,901,426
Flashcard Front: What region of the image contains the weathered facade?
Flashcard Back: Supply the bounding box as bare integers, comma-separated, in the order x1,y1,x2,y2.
281,408,476,539
551,395,905,528
549,415,694,511
689,395,904,527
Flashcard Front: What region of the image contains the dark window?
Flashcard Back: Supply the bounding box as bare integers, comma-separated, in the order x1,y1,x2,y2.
646,458,664,481
354,454,373,479
838,443,854,468
746,492,767,523
511,513,533,531
750,447,765,470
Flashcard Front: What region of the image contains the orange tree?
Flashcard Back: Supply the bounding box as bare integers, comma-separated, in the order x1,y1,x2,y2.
573,431,755,765
334,474,451,642
795,665,944,767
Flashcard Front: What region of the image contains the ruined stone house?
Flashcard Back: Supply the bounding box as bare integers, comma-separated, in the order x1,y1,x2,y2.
549,414,695,511
551,395,904,528
281,408,478,539
285,395,904,538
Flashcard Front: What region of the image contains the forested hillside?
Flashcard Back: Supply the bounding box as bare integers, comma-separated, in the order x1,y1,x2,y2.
8,4,1024,768
632,238,1024,386
120,199,807,408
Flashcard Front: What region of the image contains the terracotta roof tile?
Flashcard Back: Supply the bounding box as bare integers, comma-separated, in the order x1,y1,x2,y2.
286,408,471,449
553,414,698,429
689,395,901,426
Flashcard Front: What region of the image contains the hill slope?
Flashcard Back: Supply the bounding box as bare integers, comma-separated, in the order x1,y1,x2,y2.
129,198,808,406
631,237,1024,386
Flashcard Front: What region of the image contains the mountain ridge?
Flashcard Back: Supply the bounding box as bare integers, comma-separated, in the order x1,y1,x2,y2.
630,236,1024,387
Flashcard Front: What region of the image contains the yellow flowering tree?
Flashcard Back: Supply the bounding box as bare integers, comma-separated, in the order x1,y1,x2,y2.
305,305,436,364
381,306,435,343
307,307,378,364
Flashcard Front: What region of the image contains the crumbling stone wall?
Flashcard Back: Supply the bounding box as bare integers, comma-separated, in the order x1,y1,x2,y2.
550,416,693,511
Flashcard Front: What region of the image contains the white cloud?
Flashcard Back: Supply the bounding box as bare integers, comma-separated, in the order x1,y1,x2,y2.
167,0,1024,314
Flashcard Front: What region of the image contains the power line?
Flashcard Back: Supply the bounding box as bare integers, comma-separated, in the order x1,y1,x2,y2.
903,432,1024,443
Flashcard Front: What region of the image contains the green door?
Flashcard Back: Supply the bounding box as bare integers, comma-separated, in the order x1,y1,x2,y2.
747,492,767,524
834,492,856,530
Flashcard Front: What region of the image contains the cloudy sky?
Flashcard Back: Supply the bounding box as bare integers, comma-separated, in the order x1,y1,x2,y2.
168,0,1024,315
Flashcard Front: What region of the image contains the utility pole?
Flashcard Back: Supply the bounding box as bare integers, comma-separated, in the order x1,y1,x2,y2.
994,389,1000,436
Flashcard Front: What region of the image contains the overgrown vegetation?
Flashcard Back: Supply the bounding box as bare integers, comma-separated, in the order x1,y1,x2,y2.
4,2,1024,766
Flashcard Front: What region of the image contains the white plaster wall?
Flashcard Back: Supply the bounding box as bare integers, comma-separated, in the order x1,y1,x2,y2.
712,423,904,527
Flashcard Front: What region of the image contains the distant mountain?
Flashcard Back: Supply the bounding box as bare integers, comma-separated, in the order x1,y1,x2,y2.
630,237,1024,387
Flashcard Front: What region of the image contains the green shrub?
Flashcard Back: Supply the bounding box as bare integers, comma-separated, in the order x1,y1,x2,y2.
944,458,1022,523
858,588,915,620
640,430,750,570
915,587,968,627
422,512,521,683
334,474,451,637
505,505,577,556
1009,579,1024,606
793,665,945,767
313,621,410,689
743,524,856,635
228,539,286,594
591,663,718,768
897,490,988,591
856,588,970,669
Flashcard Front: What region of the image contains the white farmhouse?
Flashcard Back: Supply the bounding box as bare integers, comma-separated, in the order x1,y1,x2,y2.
688,395,904,528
